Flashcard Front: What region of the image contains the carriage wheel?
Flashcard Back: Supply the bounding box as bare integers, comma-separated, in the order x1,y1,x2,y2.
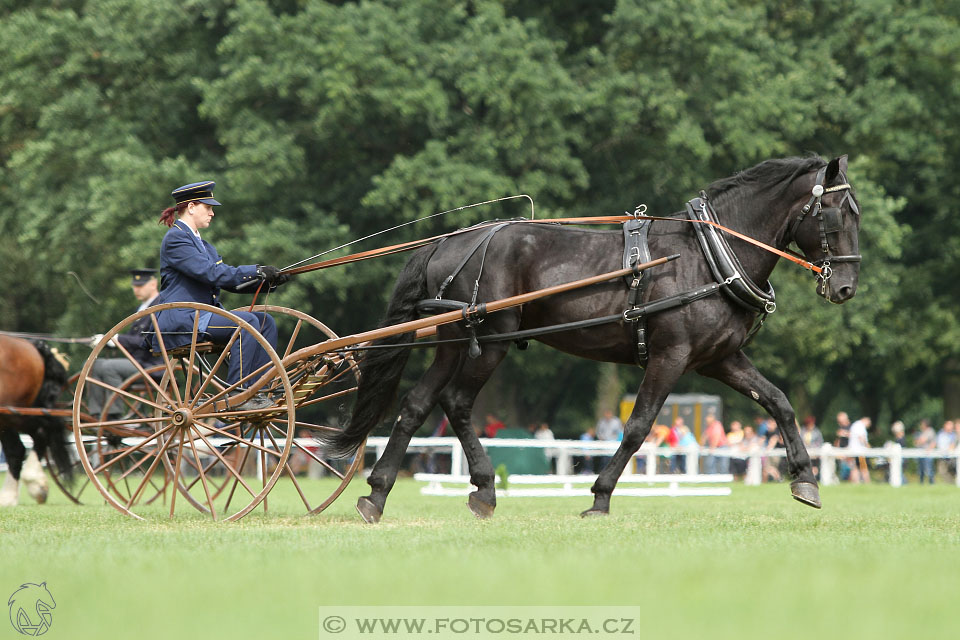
232,305,363,516
73,303,295,521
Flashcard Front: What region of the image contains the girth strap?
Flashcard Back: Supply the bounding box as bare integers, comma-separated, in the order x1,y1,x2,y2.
622,219,653,366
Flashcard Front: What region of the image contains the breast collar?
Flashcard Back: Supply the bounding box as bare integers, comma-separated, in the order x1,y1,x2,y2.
685,193,777,315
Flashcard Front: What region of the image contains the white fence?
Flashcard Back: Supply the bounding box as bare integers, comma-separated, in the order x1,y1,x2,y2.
364,437,960,488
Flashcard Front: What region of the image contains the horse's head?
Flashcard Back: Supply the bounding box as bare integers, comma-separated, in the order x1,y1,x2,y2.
787,155,862,303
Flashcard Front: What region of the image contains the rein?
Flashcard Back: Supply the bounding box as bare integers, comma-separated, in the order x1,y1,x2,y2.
278,213,824,278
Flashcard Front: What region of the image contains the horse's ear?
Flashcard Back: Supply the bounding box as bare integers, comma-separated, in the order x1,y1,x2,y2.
825,155,848,183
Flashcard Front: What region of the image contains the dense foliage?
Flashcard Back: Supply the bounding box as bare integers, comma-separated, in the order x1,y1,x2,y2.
2,0,956,438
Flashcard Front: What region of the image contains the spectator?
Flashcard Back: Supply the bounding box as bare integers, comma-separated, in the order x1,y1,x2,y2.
834,411,852,481
674,421,697,474
667,417,683,473
726,421,746,477
935,420,956,480
884,420,907,484
578,425,596,474
915,419,937,484
847,416,872,484
534,422,557,469
484,414,505,438
595,409,623,442
762,423,785,482
595,409,622,467
700,417,729,474
735,425,760,478
801,415,824,477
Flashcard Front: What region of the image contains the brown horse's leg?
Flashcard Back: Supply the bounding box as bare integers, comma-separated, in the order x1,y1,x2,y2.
698,351,820,508
359,347,462,523
584,356,685,516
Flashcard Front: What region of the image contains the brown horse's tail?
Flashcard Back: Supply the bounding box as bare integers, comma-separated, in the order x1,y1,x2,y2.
29,341,74,482
320,244,437,458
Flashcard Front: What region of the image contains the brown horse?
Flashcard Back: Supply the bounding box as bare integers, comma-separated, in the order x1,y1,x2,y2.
0,335,73,505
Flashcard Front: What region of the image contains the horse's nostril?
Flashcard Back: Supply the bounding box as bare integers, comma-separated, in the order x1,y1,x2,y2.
837,285,854,300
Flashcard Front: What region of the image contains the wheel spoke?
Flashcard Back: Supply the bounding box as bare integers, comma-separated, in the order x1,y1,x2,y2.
108,316,176,407
189,326,243,410
264,427,311,511
168,434,186,518
91,423,177,475
81,377,171,415
186,430,217,520
191,426,257,498
183,312,201,405
149,314,184,406
123,429,177,509
189,421,283,458
268,422,344,479
283,319,303,358
223,443,255,513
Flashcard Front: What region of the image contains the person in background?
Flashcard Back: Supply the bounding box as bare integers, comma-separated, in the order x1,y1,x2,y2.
885,420,907,484
534,422,557,471
847,416,872,484
834,411,852,481
578,425,596,474
594,409,622,467
483,413,505,438
726,421,746,477
801,415,824,478
914,419,937,484
700,417,729,474
935,420,956,480
153,181,288,410
87,268,163,420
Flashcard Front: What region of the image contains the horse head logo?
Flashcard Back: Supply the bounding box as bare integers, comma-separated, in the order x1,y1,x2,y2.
7,582,56,636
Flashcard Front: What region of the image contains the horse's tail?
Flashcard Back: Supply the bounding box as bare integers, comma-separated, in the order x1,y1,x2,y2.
29,341,74,482
321,244,438,458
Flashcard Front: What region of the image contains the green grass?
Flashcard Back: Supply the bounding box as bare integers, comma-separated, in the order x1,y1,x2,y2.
2,478,958,639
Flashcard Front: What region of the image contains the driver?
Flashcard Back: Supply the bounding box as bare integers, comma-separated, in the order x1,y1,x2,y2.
152,181,288,410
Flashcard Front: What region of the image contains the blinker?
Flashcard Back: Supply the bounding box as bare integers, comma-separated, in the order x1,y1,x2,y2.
820,207,842,234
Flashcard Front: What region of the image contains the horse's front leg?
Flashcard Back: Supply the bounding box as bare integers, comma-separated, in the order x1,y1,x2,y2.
698,350,820,508
583,356,685,516
0,430,25,506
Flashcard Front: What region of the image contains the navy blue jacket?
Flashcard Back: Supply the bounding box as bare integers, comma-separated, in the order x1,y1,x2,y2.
151,221,260,350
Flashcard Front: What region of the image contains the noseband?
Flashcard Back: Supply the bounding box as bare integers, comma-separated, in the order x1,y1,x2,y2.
786,166,862,292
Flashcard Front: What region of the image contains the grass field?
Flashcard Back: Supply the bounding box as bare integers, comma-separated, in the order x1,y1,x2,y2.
2,476,958,639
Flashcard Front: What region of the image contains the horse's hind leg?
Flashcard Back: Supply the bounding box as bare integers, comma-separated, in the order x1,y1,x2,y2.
698,351,820,508
439,347,510,519
584,356,685,516
359,347,460,523
21,431,49,504
0,428,25,506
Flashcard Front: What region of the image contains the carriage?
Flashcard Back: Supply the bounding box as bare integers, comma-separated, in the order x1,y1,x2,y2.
3,155,862,522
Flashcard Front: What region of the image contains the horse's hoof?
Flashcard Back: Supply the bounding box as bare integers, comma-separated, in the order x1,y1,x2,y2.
791,481,822,509
356,496,382,524
467,493,495,519
580,508,609,518
28,486,48,504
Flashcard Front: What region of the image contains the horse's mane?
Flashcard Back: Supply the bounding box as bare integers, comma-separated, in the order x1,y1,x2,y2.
705,155,826,199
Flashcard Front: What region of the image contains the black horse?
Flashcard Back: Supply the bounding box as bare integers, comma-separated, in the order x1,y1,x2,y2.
325,155,862,522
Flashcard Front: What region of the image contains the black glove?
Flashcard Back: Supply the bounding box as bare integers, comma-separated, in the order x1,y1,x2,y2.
257,265,291,288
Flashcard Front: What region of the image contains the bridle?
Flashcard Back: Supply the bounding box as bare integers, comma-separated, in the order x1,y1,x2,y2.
785,165,862,293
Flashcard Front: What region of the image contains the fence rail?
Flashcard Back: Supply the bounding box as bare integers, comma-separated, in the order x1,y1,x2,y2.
364,437,960,488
